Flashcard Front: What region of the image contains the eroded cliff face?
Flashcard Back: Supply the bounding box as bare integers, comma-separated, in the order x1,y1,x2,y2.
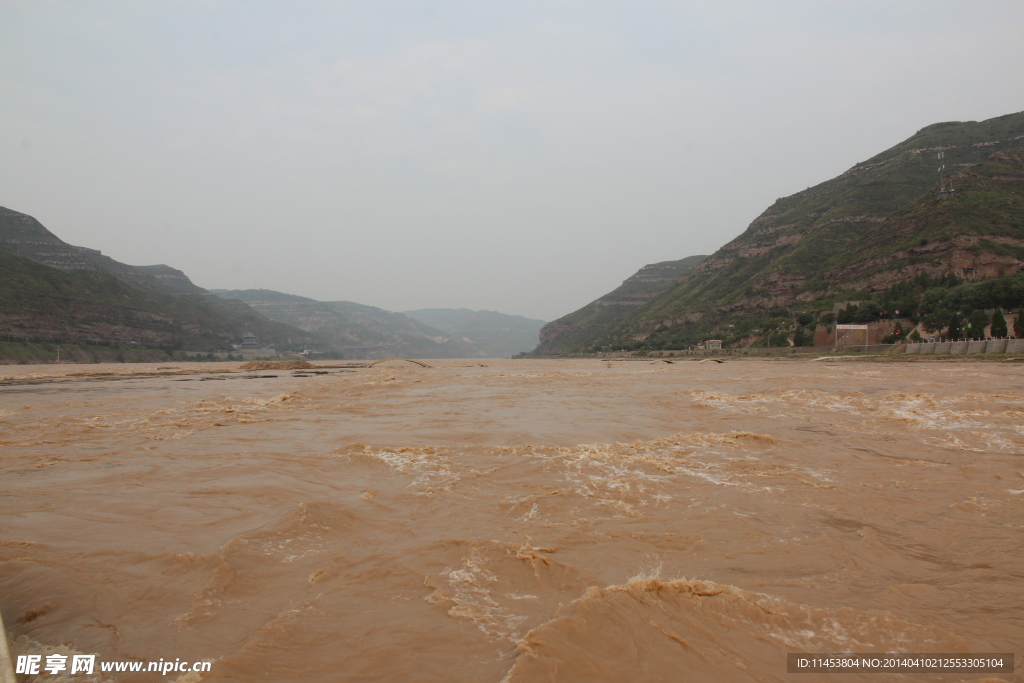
714,235,1024,313
832,236,1024,292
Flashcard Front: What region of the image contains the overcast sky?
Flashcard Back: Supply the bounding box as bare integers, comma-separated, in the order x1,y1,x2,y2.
2,1,1023,320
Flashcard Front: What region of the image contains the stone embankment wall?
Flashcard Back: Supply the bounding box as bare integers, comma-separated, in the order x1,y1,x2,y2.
906,339,1024,355
647,345,890,357
633,340,1024,358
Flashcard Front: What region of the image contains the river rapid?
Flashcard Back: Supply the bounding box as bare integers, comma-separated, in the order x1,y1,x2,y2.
1,358,1022,682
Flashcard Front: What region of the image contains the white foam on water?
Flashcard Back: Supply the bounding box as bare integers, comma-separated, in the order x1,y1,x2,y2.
427,547,530,641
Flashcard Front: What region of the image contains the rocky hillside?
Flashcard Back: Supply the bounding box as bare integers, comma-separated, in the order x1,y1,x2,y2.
0,207,204,294
536,255,707,353
212,290,491,359
815,148,1024,291
0,208,323,350
402,308,547,358
540,111,1024,352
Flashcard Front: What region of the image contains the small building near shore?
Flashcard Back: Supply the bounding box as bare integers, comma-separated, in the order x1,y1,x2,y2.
232,332,278,358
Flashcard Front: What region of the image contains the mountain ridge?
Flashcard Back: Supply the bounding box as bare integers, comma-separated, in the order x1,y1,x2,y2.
0,207,324,350
0,206,205,294
537,111,1024,352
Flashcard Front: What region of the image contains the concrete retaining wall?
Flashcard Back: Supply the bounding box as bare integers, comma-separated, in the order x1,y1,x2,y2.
986,339,1008,353
695,344,897,356
642,338,1023,358
820,338,1021,358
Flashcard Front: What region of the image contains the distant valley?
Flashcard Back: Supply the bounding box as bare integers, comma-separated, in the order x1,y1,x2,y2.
402,308,546,359
0,206,544,362
5,110,1024,362
212,290,545,359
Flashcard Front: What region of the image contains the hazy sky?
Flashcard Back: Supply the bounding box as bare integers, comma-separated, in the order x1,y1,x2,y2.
2,1,1023,320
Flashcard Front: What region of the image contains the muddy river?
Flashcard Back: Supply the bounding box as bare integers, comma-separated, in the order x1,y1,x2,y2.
1,358,1022,682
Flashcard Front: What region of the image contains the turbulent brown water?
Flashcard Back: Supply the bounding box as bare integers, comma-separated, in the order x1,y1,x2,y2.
1,358,1022,682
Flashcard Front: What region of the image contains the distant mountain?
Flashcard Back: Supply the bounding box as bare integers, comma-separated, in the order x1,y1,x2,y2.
540,111,1024,352
0,207,536,359
0,207,323,350
402,308,547,357
535,255,707,353
211,289,490,359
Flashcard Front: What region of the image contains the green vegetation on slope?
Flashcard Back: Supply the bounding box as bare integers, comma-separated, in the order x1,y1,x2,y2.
818,148,1024,285
0,339,187,365
604,271,1024,353
642,114,1024,319
542,112,1024,353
